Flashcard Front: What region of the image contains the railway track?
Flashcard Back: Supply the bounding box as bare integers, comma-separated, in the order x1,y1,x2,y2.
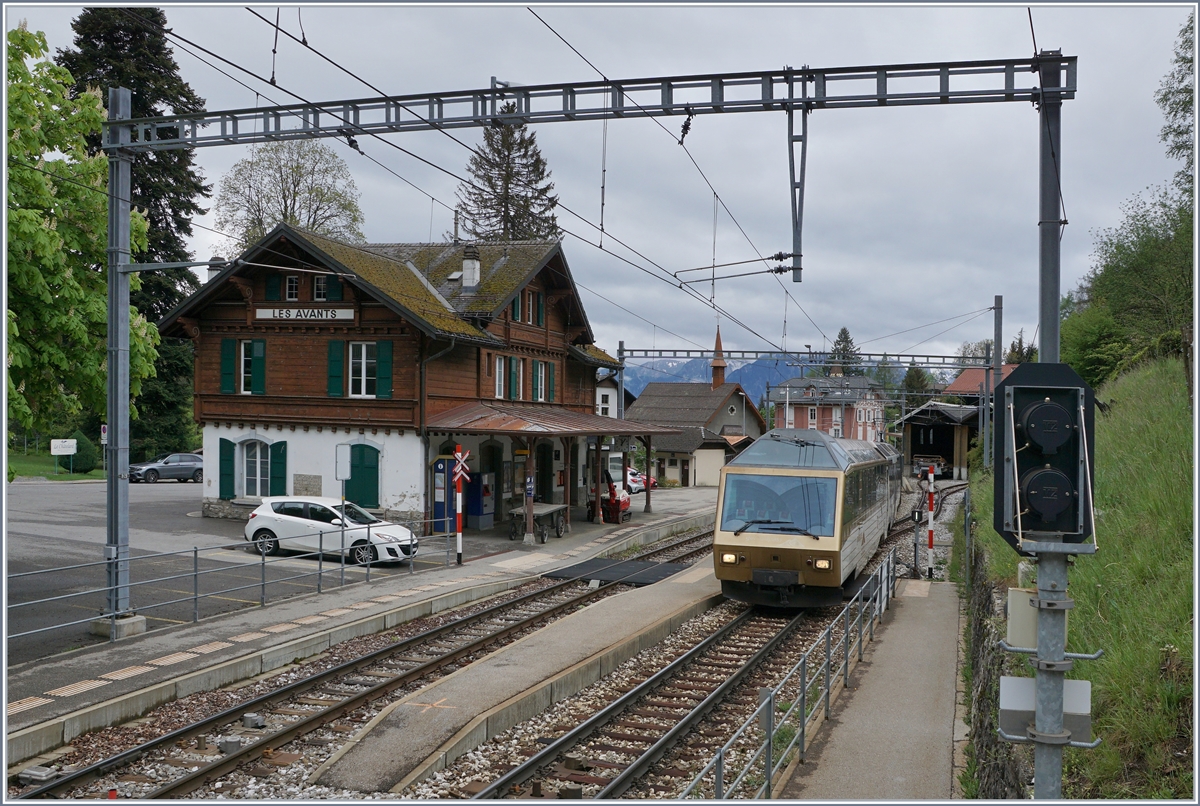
14,531,714,800
470,609,799,799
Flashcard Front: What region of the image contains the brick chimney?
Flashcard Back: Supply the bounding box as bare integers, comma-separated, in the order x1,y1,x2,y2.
711,326,727,390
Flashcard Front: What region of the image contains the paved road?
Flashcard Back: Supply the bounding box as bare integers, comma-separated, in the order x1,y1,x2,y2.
4,480,718,666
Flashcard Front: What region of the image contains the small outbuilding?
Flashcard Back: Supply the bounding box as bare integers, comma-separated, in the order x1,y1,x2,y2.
892,401,979,480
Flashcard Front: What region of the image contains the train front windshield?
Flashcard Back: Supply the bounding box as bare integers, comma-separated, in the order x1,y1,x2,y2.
720,473,838,537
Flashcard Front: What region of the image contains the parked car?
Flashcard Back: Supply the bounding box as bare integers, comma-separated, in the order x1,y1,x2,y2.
243,496,418,564
625,467,657,493
130,452,203,483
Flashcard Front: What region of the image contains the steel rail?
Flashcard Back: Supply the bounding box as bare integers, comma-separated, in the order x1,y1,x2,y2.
596,611,805,798
470,609,763,799
17,531,713,799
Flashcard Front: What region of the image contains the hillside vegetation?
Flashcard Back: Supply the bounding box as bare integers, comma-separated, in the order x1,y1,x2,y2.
967,358,1193,798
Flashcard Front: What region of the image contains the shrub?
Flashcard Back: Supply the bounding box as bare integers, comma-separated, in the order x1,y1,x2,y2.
69,429,99,475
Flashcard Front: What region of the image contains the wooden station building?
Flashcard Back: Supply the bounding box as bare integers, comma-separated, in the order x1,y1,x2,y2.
159,224,677,539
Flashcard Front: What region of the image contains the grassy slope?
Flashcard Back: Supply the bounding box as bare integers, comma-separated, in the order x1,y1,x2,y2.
967,358,1193,798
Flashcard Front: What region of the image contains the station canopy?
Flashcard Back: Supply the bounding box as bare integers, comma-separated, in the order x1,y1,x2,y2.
425,402,681,438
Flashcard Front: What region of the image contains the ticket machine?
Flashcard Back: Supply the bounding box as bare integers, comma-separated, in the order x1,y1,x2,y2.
466,472,495,530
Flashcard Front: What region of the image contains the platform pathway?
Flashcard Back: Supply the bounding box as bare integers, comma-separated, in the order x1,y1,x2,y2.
780,579,965,800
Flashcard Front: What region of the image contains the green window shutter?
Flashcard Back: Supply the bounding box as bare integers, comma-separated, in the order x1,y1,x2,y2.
326,276,342,301
532,360,541,401
548,361,556,402
511,294,520,321
250,339,266,395
536,293,544,326
269,441,287,496
508,356,518,400
265,274,281,301
219,438,235,499
327,340,344,397
220,338,236,394
376,340,393,399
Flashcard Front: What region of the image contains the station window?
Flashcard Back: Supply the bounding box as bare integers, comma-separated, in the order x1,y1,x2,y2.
314,275,328,301
349,342,377,397
285,275,300,301
495,355,505,398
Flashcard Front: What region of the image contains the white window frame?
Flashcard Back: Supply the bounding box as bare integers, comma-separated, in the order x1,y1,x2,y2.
808,407,817,423
285,275,300,301
518,359,524,400
833,408,842,422
526,291,534,324
240,340,255,394
600,393,610,417
243,440,270,497
314,275,327,301
495,355,505,399
349,341,377,398
533,361,547,402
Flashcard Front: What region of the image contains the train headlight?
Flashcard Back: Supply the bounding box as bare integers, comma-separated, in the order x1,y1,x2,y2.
721,553,738,564
813,558,832,571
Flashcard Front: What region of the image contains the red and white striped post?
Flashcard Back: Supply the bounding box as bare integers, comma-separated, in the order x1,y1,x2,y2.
453,444,470,566
926,465,935,579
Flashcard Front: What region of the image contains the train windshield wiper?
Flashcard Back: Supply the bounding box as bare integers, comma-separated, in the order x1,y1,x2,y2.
734,519,813,536
769,434,817,448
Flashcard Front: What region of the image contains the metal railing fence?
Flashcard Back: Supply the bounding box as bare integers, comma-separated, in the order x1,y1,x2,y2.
6,516,465,643
681,548,897,799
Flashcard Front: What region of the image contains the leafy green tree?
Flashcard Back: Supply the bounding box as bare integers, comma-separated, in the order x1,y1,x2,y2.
956,339,993,366
826,327,864,376
56,7,209,318
7,24,156,434
1060,304,1128,387
902,364,931,395
1155,11,1194,195
455,102,560,241
57,7,210,459
869,354,901,392
214,139,365,250
1005,329,1038,364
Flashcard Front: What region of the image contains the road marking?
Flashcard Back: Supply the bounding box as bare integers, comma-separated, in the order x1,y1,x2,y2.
46,679,111,697
293,615,328,624
147,652,198,666
190,641,234,654
229,631,269,642
320,609,354,616
404,697,456,714
346,601,377,610
261,623,300,633
101,666,154,680
8,697,53,715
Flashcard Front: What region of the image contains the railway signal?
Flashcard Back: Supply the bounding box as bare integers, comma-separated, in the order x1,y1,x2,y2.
992,361,1102,799
993,362,1096,556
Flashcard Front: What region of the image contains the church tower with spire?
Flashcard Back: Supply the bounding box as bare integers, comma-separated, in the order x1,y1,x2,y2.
711,326,727,390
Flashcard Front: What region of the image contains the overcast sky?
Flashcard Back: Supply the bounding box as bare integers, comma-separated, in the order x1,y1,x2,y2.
8,3,1192,369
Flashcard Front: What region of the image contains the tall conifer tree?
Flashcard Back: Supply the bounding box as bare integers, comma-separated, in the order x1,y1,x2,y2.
57,7,210,457
455,102,560,241
826,327,864,376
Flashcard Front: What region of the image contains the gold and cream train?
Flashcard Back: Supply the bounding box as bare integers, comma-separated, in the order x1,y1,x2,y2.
713,429,903,608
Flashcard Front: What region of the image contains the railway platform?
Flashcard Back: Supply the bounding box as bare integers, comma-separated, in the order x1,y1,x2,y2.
778,578,966,800
5,489,717,770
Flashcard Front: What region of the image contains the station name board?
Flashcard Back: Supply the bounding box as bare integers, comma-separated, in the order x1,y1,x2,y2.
255,307,354,321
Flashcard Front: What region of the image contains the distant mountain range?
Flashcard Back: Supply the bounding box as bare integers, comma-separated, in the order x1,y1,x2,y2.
622,355,813,404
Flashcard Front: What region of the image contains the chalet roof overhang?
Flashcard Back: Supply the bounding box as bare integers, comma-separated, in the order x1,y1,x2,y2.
425,402,681,439
568,344,622,370
157,224,501,347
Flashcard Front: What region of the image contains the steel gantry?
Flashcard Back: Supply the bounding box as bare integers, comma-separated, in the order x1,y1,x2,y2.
99,52,1073,666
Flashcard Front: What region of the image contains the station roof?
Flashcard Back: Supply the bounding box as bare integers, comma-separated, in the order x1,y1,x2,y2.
425,402,681,438
893,401,979,427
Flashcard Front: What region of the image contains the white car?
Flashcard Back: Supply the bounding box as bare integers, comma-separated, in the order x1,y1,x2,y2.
244,496,418,564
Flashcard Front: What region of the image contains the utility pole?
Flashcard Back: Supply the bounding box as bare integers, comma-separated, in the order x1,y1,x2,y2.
105,87,132,622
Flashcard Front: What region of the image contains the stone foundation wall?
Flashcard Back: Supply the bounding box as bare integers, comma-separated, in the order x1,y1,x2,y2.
202,498,257,521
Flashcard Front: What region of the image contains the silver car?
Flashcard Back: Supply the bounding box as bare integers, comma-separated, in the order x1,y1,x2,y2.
243,496,418,564
130,452,204,483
